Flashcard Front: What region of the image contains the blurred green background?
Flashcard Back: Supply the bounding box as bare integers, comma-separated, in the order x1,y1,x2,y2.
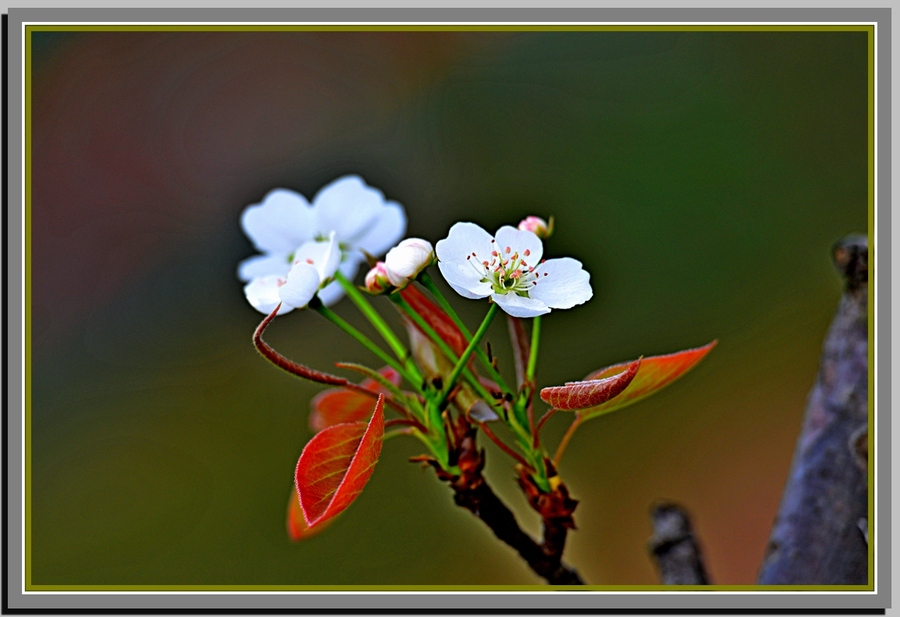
29,29,868,586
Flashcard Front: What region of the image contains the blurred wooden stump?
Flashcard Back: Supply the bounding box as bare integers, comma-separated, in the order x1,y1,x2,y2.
648,502,710,585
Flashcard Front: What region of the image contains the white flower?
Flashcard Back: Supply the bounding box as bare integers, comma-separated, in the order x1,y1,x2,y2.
384,238,435,288
435,222,592,318
237,175,406,306
244,233,341,315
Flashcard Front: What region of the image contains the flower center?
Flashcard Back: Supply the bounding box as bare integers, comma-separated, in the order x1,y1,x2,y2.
466,240,543,296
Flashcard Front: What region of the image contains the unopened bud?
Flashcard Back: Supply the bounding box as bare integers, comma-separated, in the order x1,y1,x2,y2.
364,262,391,294
384,238,435,288
517,215,553,239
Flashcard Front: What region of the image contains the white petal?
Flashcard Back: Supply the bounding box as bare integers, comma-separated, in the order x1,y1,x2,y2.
291,232,341,282
237,253,291,282
438,261,493,299
384,238,434,287
279,263,321,309
240,189,315,254
436,222,494,263
353,201,407,257
315,258,362,306
494,225,543,264
243,275,293,315
529,257,593,310
313,176,386,246
491,293,550,318
435,222,495,298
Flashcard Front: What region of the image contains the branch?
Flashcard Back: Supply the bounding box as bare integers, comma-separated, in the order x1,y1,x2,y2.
757,234,869,585
431,421,584,585
648,502,710,585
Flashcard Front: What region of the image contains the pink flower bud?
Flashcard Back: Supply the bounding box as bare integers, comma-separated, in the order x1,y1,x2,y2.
384,238,435,288
364,262,391,294
517,215,552,238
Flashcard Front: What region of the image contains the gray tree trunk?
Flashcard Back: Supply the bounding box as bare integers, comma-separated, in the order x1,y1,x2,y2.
756,235,869,585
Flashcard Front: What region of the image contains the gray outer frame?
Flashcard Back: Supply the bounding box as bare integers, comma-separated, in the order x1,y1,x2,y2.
5,6,891,612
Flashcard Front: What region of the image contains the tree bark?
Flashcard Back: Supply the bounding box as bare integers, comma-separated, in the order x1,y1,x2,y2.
430,422,584,584
648,502,710,585
757,235,869,585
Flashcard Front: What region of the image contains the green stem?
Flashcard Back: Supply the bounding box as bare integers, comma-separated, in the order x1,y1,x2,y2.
390,293,504,417
333,271,423,386
436,303,499,409
419,272,511,392
334,273,410,353
526,315,541,385
314,305,413,383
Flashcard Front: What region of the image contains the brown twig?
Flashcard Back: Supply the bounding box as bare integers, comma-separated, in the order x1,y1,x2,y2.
757,234,869,585
533,408,558,447
253,305,408,414
553,415,582,466
432,420,584,585
648,502,710,585
477,421,532,470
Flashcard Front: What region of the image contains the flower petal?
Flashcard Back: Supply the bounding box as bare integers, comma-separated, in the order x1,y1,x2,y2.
491,292,550,318
436,222,495,299
279,263,321,309
237,253,291,282
315,257,363,306
494,225,543,265
353,201,407,258
438,263,493,299
292,232,341,282
244,275,293,315
530,257,592,310
313,176,387,246
241,189,315,254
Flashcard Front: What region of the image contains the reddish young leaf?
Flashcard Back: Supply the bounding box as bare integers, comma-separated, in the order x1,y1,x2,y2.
286,487,334,541
576,340,717,421
309,366,401,432
399,285,468,357
540,358,641,411
295,395,385,529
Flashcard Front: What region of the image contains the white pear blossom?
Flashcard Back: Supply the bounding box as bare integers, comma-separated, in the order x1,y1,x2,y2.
435,222,592,318
238,175,406,306
244,233,341,315
384,238,435,288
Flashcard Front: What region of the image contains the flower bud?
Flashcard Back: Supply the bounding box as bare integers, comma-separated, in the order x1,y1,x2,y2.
517,215,553,239
384,238,435,288
364,262,391,294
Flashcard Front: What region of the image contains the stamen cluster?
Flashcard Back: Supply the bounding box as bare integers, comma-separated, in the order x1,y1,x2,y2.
466,240,546,297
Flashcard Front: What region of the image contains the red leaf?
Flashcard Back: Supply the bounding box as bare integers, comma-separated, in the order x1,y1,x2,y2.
540,358,641,411
309,367,401,432
286,488,334,541
295,395,385,529
399,285,468,357
576,340,717,421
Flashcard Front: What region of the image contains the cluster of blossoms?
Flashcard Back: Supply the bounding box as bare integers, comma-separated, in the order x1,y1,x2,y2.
240,175,407,314
241,176,591,319
238,175,714,560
